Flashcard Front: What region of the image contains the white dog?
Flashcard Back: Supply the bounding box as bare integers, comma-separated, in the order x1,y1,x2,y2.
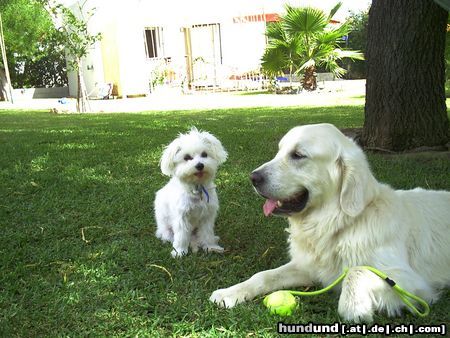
210,123,450,322
155,127,228,257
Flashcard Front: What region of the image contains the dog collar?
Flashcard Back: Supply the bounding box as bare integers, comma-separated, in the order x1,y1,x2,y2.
192,185,210,203
201,185,210,203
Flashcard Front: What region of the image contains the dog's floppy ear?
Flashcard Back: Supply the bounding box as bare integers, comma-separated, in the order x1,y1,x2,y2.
339,144,378,217
160,139,181,176
200,131,228,165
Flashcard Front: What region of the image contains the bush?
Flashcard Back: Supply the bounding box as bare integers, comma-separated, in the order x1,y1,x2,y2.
344,9,369,79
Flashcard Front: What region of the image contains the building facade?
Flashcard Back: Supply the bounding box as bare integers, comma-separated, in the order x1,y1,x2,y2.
65,0,368,98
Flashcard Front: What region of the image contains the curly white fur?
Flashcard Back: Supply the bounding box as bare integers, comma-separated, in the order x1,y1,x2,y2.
210,123,450,322
155,127,227,257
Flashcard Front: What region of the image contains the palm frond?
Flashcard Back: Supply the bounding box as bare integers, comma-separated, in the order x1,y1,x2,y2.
316,30,346,46
265,21,286,42
334,48,365,61
320,22,351,44
267,35,303,57
328,2,343,20
261,47,289,76
310,43,336,62
325,60,347,78
283,5,328,36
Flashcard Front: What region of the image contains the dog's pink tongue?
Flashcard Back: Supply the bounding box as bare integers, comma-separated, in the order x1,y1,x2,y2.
263,199,278,217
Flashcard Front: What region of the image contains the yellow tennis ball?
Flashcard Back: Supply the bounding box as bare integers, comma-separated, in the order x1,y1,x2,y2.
263,291,297,316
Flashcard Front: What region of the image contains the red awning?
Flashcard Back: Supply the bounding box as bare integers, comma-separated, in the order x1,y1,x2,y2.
233,13,340,24
233,13,280,23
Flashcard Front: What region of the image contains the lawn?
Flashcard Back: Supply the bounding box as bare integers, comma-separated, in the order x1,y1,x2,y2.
0,106,449,337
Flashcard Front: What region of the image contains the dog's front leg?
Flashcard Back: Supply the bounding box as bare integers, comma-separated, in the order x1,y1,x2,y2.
338,267,389,322
210,261,312,308
338,266,434,322
171,216,191,258
197,210,224,253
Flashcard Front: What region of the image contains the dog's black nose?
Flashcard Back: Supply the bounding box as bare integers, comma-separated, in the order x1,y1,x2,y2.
250,171,264,186
195,162,204,171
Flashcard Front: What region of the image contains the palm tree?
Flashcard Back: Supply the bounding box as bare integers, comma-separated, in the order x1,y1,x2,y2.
261,3,363,91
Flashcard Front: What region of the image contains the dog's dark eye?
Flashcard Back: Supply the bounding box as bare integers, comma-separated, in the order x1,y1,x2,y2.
184,154,193,161
291,151,306,160
201,151,208,158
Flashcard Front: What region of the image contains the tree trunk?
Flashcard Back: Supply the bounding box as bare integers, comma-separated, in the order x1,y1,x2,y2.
362,0,449,151
75,58,90,113
0,67,7,101
289,64,293,88
0,66,13,102
302,66,317,91
76,62,82,112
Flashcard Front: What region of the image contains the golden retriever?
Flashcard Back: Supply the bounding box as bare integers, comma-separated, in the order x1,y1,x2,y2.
210,123,450,322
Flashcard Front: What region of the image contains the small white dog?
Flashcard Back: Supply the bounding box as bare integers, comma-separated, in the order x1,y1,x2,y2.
154,127,228,257
210,123,450,322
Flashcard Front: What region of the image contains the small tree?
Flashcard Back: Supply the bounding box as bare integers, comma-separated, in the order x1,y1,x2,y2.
261,3,363,91
48,0,101,112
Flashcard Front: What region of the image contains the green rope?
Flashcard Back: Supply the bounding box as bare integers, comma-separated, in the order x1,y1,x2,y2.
286,268,349,297
273,266,430,317
360,266,430,317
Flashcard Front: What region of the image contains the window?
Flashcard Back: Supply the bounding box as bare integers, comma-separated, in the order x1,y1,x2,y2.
144,27,163,59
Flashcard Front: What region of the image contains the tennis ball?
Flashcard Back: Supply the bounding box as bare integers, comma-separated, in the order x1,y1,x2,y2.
263,291,297,316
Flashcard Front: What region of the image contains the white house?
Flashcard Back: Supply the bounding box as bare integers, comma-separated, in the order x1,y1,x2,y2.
63,0,370,98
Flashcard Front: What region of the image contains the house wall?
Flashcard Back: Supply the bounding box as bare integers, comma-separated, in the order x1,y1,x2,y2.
67,40,105,98
100,16,121,96
114,3,148,97
67,0,148,98
65,0,106,98
138,0,269,87
65,0,369,97
220,20,267,74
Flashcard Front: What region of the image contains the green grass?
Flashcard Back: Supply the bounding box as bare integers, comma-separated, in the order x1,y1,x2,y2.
0,106,449,337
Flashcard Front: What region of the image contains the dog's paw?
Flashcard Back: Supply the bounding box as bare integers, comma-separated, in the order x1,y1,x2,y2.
171,248,188,258
209,287,247,308
204,244,224,253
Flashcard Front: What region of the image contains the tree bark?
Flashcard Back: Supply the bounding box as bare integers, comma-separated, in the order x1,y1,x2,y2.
362,0,449,151
302,66,317,91
76,61,82,112
76,58,90,113
0,67,7,101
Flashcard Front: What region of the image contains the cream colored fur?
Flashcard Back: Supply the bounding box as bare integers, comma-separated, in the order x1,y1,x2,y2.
210,123,450,322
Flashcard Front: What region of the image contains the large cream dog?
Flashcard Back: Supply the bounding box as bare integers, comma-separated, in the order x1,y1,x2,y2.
210,123,450,322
